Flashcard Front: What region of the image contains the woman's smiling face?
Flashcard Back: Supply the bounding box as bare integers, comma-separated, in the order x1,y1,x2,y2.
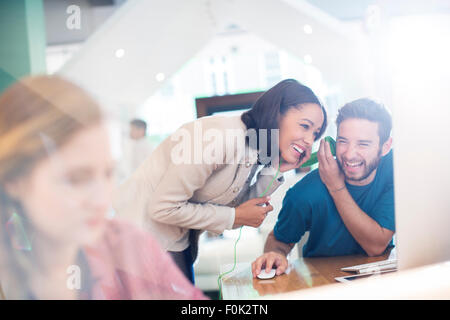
278,103,325,165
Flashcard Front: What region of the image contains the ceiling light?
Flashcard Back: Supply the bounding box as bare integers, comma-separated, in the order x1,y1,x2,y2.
304,55,312,64
156,73,165,82
303,24,313,34
115,48,125,58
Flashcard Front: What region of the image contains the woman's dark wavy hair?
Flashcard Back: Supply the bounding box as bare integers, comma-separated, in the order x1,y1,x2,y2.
241,79,327,159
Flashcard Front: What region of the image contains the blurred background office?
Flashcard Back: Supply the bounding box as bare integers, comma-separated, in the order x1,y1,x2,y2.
1,0,449,298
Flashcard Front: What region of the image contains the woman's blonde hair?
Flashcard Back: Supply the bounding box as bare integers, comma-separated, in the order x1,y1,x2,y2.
0,75,103,299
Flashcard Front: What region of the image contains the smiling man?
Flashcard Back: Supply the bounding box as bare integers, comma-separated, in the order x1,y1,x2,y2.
252,98,395,278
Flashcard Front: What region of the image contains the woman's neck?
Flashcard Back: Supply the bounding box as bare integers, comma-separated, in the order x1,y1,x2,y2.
27,234,80,299
33,234,79,276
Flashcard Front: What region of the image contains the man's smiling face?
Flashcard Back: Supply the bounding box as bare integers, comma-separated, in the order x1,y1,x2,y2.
335,118,385,186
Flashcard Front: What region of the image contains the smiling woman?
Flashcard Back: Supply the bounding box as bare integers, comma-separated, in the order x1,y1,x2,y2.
113,79,328,282
277,103,325,165
241,79,328,167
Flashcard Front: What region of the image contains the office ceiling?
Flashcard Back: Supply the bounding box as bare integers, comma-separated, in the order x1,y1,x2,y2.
305,0,377,20
43,0,450,45
305,0,450,20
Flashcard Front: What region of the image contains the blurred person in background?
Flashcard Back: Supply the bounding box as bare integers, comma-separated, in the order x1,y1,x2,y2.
117,119,154,182
0,76,206,300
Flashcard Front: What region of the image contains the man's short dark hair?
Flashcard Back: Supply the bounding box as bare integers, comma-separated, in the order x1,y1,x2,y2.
336,98,392,145
130,118,147,132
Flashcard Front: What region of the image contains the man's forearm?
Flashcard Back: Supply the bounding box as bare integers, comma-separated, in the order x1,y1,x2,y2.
264,230,295,256
330,188,393,256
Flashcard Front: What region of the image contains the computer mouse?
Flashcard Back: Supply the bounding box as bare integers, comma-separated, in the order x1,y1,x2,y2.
256,268,276,280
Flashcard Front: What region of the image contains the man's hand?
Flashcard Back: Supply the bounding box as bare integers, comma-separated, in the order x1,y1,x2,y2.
251,252,289,278
318,138,345,192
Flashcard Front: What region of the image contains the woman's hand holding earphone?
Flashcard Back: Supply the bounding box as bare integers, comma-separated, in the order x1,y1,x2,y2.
233,196,273,228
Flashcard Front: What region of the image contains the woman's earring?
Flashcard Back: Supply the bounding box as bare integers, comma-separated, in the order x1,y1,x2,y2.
5,212,32,251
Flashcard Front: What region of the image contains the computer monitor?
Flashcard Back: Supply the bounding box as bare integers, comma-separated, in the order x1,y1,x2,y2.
391,15,450,271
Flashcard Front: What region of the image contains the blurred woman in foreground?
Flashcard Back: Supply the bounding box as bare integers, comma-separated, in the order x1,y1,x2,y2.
0,76,206,300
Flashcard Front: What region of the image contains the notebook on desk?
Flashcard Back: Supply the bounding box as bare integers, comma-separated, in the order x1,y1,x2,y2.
341,247,397,274
336,257,397,283
341,259,397,274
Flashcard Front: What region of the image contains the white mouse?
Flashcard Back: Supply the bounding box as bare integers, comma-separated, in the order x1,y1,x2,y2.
257,268,276,280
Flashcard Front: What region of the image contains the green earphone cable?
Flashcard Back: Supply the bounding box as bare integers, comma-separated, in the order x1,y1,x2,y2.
217,158,282,299
216,136,335,298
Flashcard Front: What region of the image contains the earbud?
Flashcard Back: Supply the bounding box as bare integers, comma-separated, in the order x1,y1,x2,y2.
300,136,336,168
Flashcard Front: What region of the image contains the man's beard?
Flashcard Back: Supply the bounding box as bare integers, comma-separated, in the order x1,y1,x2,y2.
337,150,382,182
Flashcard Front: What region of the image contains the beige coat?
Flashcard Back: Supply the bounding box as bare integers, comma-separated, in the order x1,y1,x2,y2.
113,115,284,253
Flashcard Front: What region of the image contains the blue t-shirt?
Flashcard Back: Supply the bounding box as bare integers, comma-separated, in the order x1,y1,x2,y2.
273,150,395,257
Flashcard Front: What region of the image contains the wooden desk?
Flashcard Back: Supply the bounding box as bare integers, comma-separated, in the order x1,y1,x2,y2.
220,252,390,299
